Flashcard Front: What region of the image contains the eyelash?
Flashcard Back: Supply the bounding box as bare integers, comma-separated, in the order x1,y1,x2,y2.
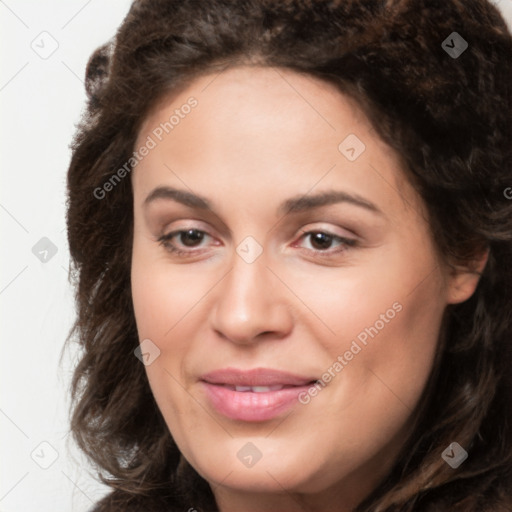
157,228,357,259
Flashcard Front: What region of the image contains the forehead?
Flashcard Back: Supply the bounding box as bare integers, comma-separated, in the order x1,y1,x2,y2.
132,65,417,222
139,65,371,143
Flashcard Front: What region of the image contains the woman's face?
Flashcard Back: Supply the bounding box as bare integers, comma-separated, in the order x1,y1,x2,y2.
131,66,480,511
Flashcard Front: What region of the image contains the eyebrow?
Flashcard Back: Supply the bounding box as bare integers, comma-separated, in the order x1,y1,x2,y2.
144,186,211,210
278,190,382,216
144,186,383,216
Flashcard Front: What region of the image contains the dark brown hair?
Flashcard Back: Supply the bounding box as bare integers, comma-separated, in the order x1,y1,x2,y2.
64,0,512,510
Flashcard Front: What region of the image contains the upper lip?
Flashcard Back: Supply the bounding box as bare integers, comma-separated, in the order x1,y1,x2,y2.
200,367,317,387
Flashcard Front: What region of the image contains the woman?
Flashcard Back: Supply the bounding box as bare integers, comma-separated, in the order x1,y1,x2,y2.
65,0,512,510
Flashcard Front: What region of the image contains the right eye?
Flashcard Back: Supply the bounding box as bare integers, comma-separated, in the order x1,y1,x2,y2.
158,228,214,256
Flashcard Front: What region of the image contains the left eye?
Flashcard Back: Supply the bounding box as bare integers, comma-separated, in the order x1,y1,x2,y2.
295,230,355,254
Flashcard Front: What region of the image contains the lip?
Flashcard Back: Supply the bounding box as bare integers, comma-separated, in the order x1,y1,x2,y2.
200,367,317,422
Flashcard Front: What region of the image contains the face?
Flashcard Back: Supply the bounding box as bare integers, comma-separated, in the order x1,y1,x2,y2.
130,66,481,511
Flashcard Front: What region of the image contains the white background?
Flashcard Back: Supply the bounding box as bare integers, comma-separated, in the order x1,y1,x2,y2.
1,1,511,511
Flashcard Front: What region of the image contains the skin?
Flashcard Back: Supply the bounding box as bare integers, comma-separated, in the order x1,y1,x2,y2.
130,66,486,512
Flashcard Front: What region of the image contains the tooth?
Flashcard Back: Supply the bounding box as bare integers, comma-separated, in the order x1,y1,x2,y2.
253,386,284,392
232,385,286,392
235,386,252,392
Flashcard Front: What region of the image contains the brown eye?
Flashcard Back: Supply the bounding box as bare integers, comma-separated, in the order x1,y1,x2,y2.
295,230,357,257
179,229,205,247
157,228,212,256
308,232,335,250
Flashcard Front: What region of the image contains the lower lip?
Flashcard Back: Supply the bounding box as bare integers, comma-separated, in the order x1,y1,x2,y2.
201,382,311,422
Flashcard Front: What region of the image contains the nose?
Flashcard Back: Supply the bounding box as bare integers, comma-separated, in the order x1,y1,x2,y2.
209,251,293,346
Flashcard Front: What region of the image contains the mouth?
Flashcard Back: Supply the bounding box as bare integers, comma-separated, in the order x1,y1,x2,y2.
215,384,300,392
200,368,318,422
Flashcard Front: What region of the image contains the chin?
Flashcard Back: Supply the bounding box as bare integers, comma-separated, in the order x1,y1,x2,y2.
192,452,326,494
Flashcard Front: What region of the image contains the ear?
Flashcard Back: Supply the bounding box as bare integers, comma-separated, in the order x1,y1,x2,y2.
445,246,489,305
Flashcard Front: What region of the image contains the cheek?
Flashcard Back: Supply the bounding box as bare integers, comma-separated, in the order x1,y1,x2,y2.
296,278,444,475
130,239,212,341
366,276,445,407
289,256,442,356
130,242,219,401
291,240,445,412
130,256,209,452
131,244,186,390
366,292,443,424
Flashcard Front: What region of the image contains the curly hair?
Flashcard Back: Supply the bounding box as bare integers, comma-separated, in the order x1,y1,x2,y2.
64,0,512,510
